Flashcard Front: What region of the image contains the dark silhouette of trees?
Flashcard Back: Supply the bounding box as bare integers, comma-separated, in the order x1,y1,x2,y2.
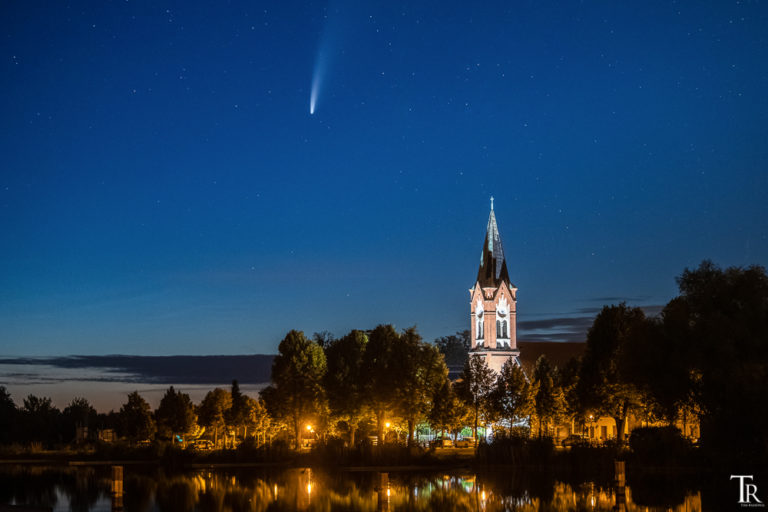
19,395,61,446
616,309,688,424
670,261,768,462
323,329,368,446
227,379,251,441
261,330,327,449
557,357,581,424
434,330,471,367
456,355,495,445
576,303,647,444
0,387,17,444
119,391,156,442
155,386,196,446
61,397,97,442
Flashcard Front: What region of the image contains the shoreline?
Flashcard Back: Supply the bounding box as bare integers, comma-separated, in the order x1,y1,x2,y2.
0,456,721,474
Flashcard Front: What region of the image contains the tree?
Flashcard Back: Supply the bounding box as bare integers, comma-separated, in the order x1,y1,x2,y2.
671,261,768,461
312,331,336,350
428,378,467,440
557,357,581,417
242,396,271,445
155,386,196,446
62,397,97,442
532,355,565,438
616,310,689,424
261,330,327,449
0,387,17,444
323,329,368,446
227,379,250,441
360,324,401,443
198,388,231,448
576,303,646,444
119,391,156,443
395,327,448,446
455,355,495,446
490,359,532,432
434,330,471,367
20,395,61,446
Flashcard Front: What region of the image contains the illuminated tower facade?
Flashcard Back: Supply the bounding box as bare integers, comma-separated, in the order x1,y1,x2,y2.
469,198,519,373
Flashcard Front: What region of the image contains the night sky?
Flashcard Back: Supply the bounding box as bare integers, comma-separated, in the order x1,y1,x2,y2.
2,1,767,357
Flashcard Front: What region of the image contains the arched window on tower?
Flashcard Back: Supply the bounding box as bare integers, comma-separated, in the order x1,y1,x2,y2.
477,314,484,340
496,295,510,347
475,302,484,343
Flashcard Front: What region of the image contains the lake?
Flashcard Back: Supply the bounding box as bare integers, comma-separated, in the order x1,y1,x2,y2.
0,464,702,511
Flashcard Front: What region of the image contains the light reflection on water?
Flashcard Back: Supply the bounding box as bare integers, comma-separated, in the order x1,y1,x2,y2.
0,465,701,511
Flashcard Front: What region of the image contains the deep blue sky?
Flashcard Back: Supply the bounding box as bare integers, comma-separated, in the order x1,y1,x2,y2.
1,1,766,356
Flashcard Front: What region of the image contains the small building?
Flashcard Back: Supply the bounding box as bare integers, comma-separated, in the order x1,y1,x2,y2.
98,428,116,443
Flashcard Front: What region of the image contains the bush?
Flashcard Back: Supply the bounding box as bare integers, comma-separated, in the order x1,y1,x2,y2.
629,426,692,465
475,434,554,466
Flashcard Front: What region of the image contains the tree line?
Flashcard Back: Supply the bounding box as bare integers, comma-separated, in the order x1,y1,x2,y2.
0,260,764,463
0,380,271,449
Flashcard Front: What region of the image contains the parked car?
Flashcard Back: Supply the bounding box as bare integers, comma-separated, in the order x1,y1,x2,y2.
430,438,454,448
192,439,214,451
455,437,476,448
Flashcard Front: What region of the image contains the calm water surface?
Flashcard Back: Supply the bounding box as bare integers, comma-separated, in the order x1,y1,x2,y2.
0,465,701,511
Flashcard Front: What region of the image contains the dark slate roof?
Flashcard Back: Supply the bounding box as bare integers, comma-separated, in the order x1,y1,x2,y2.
517,341,586,376
476,205,512,288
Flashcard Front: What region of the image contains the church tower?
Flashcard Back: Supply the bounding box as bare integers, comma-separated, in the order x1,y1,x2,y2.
469,198,519,373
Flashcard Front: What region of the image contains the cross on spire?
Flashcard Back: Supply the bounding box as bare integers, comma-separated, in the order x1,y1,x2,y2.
490,196,494,210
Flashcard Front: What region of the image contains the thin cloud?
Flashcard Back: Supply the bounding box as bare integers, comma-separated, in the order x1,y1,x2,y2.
586,296,651,303
518,303,667,344
0,355,274,385
518,332,587,343
518,317,594,331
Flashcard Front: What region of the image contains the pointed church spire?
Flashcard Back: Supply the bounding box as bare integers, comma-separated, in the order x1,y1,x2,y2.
477,199,511,288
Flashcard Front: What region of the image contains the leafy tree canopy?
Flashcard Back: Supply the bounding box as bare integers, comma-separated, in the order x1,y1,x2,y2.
120,391,156,442
261,330,327,449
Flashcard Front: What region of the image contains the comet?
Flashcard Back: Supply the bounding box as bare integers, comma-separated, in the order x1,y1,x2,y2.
310,2,346,115
310,57,322,115
310,45,327,115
